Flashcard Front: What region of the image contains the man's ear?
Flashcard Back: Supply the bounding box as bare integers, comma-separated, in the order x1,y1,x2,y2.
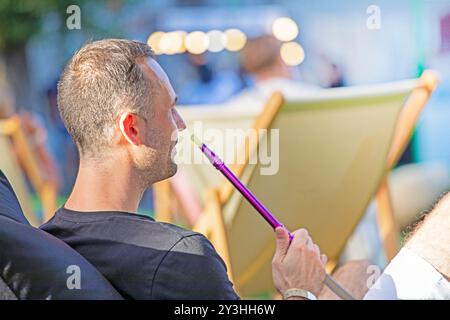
118,112,142,146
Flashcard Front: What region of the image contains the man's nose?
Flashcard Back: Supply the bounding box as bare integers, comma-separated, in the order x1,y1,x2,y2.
175,110,187,131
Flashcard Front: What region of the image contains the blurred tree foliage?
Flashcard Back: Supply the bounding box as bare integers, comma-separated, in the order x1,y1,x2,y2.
0,0,91,110
0,0,133,110
0,0,98,51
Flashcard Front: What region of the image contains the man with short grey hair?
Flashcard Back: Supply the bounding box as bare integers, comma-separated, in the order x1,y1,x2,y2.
41,39,328,300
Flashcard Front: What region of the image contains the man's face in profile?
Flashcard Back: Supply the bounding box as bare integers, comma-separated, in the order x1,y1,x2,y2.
134,57,185,184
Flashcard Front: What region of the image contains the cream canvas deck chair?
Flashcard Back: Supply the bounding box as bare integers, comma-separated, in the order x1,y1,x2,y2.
155,71,438,297
0,116,57,226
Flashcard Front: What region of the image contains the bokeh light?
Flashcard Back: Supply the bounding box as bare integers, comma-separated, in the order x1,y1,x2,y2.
158,31,186,55
175,31,188,54
207,30,226,52
280,42,305,66
224,28,247,52
184,31,209,54
272,17,299,42
147,31,165,55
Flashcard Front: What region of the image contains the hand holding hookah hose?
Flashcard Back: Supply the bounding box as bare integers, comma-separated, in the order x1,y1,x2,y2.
191,134,355,300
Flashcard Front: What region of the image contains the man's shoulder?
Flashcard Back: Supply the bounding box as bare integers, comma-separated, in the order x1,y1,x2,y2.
155,220,201,240
152,224,239,299
117,215,207,249
41,208,205,252
41,209,238,299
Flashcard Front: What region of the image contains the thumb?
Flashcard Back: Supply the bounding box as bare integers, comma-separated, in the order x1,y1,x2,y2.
273,227,290,261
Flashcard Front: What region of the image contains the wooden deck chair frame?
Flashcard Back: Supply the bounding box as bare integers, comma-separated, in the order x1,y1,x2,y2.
153,70,439,287
0,116,57,224
375,70,439,261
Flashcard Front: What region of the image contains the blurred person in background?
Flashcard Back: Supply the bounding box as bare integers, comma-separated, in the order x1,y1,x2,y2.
227,35,319,111
314,53,346,88
326,63,345,88
178,53,245,105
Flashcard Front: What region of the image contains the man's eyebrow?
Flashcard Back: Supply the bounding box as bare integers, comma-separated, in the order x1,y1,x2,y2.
173,96,178,106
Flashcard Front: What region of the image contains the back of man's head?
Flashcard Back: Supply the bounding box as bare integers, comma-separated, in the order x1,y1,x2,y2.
57,39,154,158
241,35,282,77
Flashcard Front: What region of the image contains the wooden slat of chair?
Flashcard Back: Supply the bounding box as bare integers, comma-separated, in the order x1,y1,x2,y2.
376,180,398,261
153,179,173,223
375,70,439,261
219,92,285,204
41,182,57,222
0,116,58,223
153,174,201,226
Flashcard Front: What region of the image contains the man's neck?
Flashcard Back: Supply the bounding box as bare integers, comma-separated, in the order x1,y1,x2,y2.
65,159,146,214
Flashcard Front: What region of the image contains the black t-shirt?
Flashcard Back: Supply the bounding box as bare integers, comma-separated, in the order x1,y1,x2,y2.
40,207,240,300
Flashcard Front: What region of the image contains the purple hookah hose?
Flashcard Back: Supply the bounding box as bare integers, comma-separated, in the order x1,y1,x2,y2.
200,141,293,240
193,136,355,300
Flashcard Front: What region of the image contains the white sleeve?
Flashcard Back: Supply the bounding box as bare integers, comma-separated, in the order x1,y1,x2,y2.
364,247,450,300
